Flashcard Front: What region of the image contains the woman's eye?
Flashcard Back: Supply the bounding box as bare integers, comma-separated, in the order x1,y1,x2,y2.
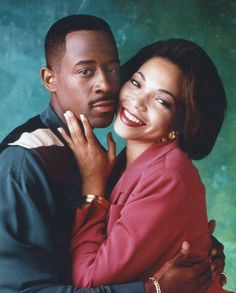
156,98,170,108
130,79,140,88
79,69,93,77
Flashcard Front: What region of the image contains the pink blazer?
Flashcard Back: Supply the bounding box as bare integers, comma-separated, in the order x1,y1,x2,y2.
71,142,228,292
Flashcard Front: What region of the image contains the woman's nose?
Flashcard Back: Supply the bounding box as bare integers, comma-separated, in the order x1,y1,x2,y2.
132,94,147,111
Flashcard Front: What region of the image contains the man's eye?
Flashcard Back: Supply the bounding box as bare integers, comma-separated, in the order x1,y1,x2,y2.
106,67,119,74
79,69,93,77
130,79,140,88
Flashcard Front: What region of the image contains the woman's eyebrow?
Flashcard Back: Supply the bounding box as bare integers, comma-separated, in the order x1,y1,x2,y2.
136,71,145,81
158,89,176,101
136,71,177,101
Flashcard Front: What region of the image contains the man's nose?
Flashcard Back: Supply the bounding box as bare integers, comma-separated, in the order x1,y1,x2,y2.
94,70,113,93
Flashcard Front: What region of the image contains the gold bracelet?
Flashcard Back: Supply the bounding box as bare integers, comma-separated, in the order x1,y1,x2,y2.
81,194,110,209
149,277,161,293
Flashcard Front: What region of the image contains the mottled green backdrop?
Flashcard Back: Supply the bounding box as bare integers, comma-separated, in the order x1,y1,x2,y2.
0,0,235,291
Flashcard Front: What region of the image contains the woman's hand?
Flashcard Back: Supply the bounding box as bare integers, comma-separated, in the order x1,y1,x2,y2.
58,111,116,195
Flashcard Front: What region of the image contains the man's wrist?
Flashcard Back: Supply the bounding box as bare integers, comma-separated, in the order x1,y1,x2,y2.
144,277,162,293
144,278,156,293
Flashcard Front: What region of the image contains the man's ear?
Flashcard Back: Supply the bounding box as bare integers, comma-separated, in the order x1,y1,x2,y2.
40,67,56,92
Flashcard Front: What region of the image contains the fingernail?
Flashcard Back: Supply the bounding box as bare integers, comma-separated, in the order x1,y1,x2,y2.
80,114,85,121
64,111,73,118
57,127,63,133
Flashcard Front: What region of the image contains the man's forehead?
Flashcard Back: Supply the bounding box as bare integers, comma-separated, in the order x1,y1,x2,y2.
65,30,118,59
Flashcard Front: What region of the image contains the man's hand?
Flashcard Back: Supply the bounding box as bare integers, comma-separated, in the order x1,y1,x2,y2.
144,242,211,293
208,219,226,286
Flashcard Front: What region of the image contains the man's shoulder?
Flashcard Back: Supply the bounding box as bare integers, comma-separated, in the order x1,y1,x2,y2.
0,112,68,177
0,110,64,152
1,114,43,146
7,127,64,150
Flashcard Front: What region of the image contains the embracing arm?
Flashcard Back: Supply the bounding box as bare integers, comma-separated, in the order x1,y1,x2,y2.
2,148,213,293
70,167,201,287
60,112,226,293
70,176,226,292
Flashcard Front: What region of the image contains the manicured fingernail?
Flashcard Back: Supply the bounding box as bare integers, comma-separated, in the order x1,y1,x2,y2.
57,127,63,133
64,111,73,118
80,114,85,121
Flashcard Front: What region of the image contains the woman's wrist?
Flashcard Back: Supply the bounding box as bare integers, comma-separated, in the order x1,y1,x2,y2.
79,194,110,209
82,178,106,196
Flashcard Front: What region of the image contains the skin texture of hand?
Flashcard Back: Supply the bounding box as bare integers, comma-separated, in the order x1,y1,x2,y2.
144,222,227,293
208,219,226,286
144,242,211,293
58,111,116,195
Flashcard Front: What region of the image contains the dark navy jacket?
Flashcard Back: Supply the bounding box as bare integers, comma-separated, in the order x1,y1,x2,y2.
0,104,143,293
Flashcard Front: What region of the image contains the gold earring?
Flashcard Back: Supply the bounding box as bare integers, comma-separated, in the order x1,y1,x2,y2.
168,131,178,141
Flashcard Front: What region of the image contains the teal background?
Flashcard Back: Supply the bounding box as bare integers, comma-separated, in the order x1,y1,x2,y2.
0,0,235,290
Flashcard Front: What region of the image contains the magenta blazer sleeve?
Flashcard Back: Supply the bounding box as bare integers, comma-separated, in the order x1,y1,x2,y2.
70,165,211,288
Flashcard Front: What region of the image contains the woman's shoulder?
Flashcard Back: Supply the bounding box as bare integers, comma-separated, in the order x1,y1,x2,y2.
147,143,201,181
165,145,192,168
148,143,193,169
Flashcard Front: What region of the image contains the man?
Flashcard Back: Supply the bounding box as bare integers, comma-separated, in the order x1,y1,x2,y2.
0,14,223,292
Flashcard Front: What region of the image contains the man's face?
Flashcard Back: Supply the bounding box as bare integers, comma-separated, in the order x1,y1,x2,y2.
51,30,120,128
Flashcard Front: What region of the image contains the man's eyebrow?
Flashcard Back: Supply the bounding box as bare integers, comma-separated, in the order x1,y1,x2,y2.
75,60,96,66
75,59,120,66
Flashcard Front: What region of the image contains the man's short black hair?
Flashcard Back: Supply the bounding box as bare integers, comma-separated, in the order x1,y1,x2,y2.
45,14,117,69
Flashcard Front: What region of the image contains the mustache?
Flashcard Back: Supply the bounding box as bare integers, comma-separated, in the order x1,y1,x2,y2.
88,95,117,106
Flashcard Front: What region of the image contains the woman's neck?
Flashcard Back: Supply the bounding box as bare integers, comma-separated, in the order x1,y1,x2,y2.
125,140,153,168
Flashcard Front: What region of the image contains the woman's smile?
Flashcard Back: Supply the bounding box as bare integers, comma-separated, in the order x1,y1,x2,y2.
119,107,146,127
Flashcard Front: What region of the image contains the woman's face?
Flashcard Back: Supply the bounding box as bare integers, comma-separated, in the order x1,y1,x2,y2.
114,57,184,144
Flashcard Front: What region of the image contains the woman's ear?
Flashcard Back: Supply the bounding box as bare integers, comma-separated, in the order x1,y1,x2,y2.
40,67,56,92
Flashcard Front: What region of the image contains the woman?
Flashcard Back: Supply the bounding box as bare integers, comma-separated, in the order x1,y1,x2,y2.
60,39,229,292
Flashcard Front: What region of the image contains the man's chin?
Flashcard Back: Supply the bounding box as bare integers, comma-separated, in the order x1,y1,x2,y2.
90,115,114,128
